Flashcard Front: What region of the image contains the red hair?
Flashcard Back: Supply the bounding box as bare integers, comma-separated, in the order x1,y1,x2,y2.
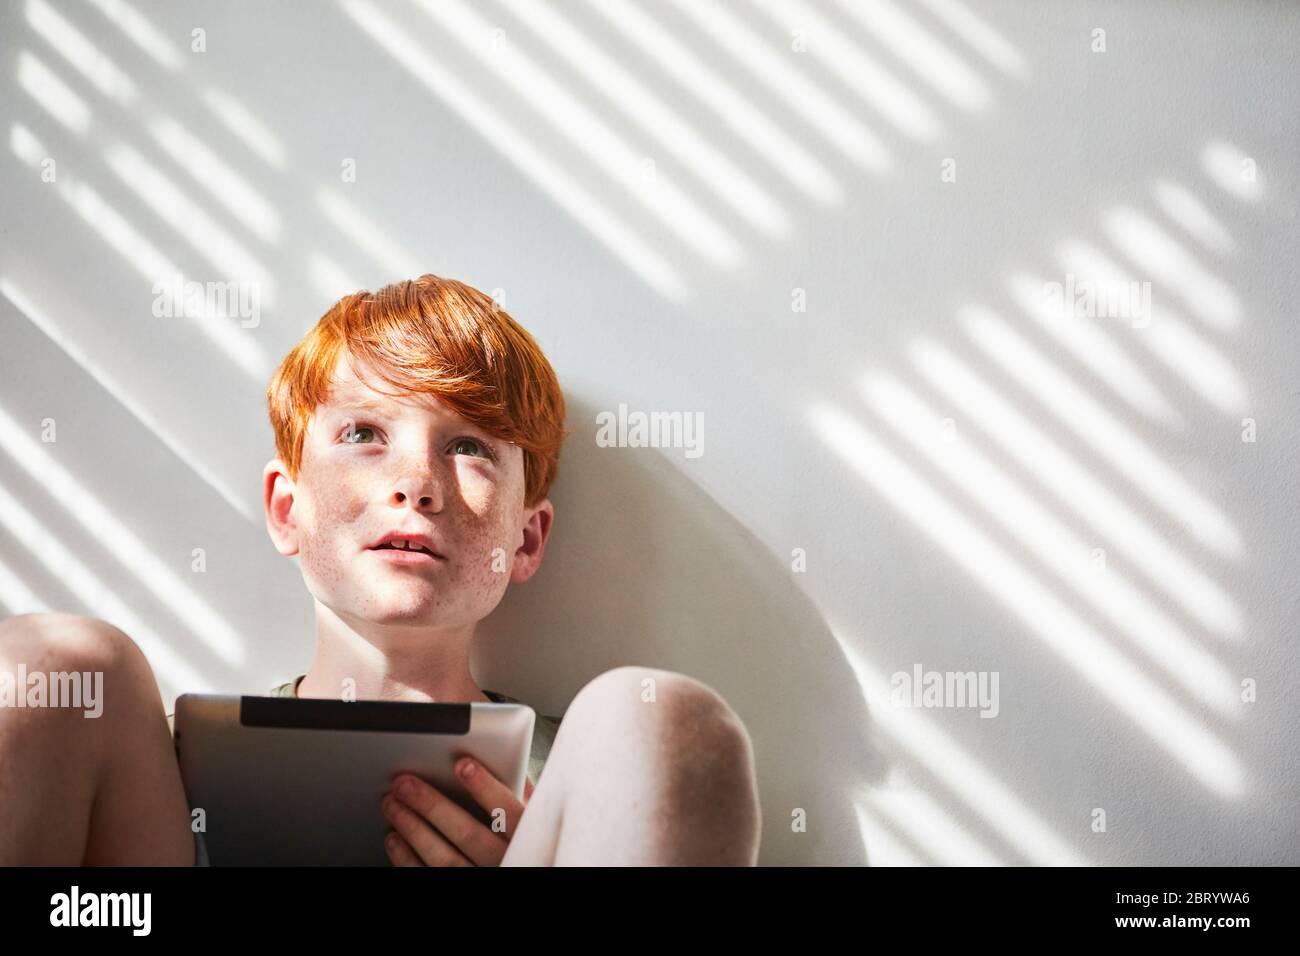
267,274,569,507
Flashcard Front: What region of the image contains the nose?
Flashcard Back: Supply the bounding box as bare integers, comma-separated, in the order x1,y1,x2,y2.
386,468,444,512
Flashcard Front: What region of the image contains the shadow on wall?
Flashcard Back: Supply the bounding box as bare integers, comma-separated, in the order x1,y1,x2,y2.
475,395,888,865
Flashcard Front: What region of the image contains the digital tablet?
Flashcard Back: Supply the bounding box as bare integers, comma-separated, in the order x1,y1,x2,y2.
173,693,535,866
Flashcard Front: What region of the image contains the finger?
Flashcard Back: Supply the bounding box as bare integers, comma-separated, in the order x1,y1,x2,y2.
383,791,474,867
391,768,515,864
450,757,529,840
388,773,505,865
384,830,424,867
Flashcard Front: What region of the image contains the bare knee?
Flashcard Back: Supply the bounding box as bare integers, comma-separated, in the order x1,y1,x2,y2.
564,666,761,862
569,665,680,710
0,615,189,865
572,665,749,735
2,612,142,667
570,666,758,788
0,613,159,715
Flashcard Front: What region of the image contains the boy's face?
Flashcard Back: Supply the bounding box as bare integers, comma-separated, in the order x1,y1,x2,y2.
263,354,553,636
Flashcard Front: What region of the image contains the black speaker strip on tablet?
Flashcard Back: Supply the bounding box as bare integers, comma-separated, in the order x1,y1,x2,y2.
238,696,473,734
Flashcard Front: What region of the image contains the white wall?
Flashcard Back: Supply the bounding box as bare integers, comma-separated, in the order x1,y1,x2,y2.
2,0,1296,865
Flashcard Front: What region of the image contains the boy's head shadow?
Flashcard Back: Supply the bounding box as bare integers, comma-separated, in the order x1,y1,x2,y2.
475,394,888,864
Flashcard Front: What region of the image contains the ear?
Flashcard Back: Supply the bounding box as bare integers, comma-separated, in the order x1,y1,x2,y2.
263,457,300,557
509,497,555,584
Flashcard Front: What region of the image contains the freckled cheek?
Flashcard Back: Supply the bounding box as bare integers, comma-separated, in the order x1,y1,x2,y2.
449,503,517,589
296,478,371,586
450,535,514,614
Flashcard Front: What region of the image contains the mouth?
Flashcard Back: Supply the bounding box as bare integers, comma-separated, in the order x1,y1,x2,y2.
366,539,446,564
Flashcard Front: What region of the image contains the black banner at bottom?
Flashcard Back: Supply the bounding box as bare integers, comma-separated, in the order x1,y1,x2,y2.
0,865,1286,942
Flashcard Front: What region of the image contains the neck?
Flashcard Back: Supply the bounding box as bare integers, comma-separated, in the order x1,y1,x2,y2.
297,602,492,703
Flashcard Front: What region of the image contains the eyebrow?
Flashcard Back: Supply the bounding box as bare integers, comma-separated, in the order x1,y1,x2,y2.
329,398,391,415
326,398,496,437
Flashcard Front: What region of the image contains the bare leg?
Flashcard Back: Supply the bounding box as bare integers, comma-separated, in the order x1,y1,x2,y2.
0,613,195,866
502,666,762,866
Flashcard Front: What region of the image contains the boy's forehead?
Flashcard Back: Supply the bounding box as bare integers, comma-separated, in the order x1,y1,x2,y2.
321,381,461,421
324,359,455,418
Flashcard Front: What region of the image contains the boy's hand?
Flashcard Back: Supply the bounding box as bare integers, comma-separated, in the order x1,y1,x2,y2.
381,757,533,866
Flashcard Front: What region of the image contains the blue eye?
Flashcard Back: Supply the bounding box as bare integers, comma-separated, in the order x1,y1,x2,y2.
337,423,494,460
452,437,494,459
340,422,377,444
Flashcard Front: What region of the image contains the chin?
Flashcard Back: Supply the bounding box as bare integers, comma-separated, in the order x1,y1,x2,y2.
363,606,442,625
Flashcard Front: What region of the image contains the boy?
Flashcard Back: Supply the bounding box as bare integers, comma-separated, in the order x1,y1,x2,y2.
0,274,761,866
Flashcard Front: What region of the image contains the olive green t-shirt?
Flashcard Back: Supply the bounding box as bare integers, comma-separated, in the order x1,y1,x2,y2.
166,674,564,788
